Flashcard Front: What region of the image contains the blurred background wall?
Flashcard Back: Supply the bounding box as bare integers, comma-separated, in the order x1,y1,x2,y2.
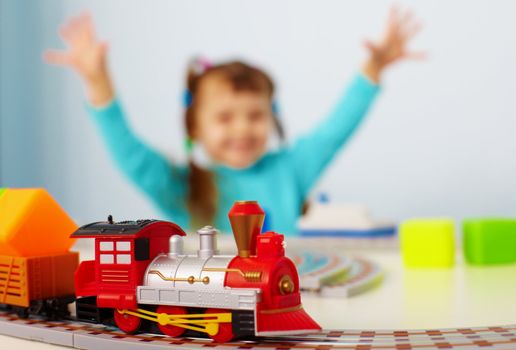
1,0,515,226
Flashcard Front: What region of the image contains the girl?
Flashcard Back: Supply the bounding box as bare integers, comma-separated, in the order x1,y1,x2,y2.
45,8,423,234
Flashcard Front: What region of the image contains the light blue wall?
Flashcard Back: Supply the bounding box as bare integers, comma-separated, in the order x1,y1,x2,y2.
1,1,47,186
1,0,515,226
0,0,81,214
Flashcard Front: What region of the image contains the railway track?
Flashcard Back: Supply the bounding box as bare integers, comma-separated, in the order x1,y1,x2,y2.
1,311,516,349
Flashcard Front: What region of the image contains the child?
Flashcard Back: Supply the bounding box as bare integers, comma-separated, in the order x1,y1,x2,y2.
45,8,423,234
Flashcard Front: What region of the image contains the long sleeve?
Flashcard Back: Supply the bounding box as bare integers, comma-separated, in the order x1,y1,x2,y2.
286,73,380,197
86,99,188,215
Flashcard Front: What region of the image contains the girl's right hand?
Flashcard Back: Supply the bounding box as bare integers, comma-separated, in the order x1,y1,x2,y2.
44,12,114,106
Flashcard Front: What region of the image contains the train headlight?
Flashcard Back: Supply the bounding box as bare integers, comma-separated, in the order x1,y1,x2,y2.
278,275,294,295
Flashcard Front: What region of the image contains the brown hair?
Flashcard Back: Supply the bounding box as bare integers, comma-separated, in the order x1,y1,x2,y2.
184,60,284,227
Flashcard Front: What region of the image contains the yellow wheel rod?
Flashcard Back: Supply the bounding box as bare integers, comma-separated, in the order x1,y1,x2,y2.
117,308,232,336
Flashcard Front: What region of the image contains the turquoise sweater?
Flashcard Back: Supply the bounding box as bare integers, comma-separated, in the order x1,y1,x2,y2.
87,73,380,235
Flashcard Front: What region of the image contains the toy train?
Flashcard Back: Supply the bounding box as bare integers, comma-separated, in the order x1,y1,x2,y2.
0,189,320,342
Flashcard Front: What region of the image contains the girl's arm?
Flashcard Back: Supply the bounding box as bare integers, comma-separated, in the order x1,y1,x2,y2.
288,7,424,196
87,99,188,206
286,73,379,196
45,12,187,207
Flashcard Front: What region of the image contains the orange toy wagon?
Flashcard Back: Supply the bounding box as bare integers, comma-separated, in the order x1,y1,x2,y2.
0,188,78,319
0,253,78,318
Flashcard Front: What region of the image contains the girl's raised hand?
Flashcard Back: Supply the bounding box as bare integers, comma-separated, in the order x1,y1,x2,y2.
362,6,425,83
44,12,114,105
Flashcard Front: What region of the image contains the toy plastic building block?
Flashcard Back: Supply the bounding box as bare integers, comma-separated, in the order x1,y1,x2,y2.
400,218,455,268
0,188,6,198
0,188,77,256
463,218,516,265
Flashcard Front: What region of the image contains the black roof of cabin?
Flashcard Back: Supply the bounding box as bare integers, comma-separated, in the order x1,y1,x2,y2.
71,218,163,238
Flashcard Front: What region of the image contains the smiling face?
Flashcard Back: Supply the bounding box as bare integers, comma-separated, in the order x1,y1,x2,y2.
190,74,275,169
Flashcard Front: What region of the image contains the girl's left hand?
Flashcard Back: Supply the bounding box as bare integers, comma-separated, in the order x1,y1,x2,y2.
362,6,425,83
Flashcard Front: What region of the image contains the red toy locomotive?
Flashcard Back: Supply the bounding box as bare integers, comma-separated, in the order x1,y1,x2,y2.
72,201,321,342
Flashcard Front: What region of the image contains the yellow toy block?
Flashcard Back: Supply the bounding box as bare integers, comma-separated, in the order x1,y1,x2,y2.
400,218,455,268
0,188,77,257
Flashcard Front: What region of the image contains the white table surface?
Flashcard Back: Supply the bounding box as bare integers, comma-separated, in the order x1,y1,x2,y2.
2,237,516,348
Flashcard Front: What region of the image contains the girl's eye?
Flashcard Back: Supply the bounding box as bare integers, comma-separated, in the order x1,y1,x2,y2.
249,110,266,122
216,111,232,124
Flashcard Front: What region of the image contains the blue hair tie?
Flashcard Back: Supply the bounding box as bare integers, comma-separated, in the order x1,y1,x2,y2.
272,100,280,115
183,90,193,108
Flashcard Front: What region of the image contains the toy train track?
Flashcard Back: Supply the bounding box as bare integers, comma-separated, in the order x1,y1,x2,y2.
2,311,516,349
294,253,384,298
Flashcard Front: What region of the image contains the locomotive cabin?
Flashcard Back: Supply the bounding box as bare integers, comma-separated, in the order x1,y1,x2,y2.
71,217,186,318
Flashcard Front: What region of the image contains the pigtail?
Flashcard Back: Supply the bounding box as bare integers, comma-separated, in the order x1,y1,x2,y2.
187,161,217,227
273,113,285,141
184,58,218,227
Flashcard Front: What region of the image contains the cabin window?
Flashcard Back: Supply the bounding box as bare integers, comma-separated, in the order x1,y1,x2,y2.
98,240,132,264
100,254,114,264
116,241,131,251
99,241,114,251
117,254,131,264
135,238,150,261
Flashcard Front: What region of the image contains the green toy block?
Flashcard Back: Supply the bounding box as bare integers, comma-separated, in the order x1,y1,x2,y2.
400,218,455,268
0,188,6,198
463,218,516,265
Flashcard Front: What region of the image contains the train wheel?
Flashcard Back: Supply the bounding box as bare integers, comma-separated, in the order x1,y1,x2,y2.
205,308,234,343
156,305,187,337
114,309,141,334
13,306,29,319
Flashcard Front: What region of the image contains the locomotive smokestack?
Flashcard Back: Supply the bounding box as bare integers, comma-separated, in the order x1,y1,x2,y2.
228,201,264,258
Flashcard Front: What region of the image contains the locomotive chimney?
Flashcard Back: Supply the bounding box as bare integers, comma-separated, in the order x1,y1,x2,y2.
197,226,219,259
228,201,264,258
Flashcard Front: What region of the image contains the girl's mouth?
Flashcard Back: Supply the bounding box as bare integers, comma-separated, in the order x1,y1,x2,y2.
226,139,256,152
